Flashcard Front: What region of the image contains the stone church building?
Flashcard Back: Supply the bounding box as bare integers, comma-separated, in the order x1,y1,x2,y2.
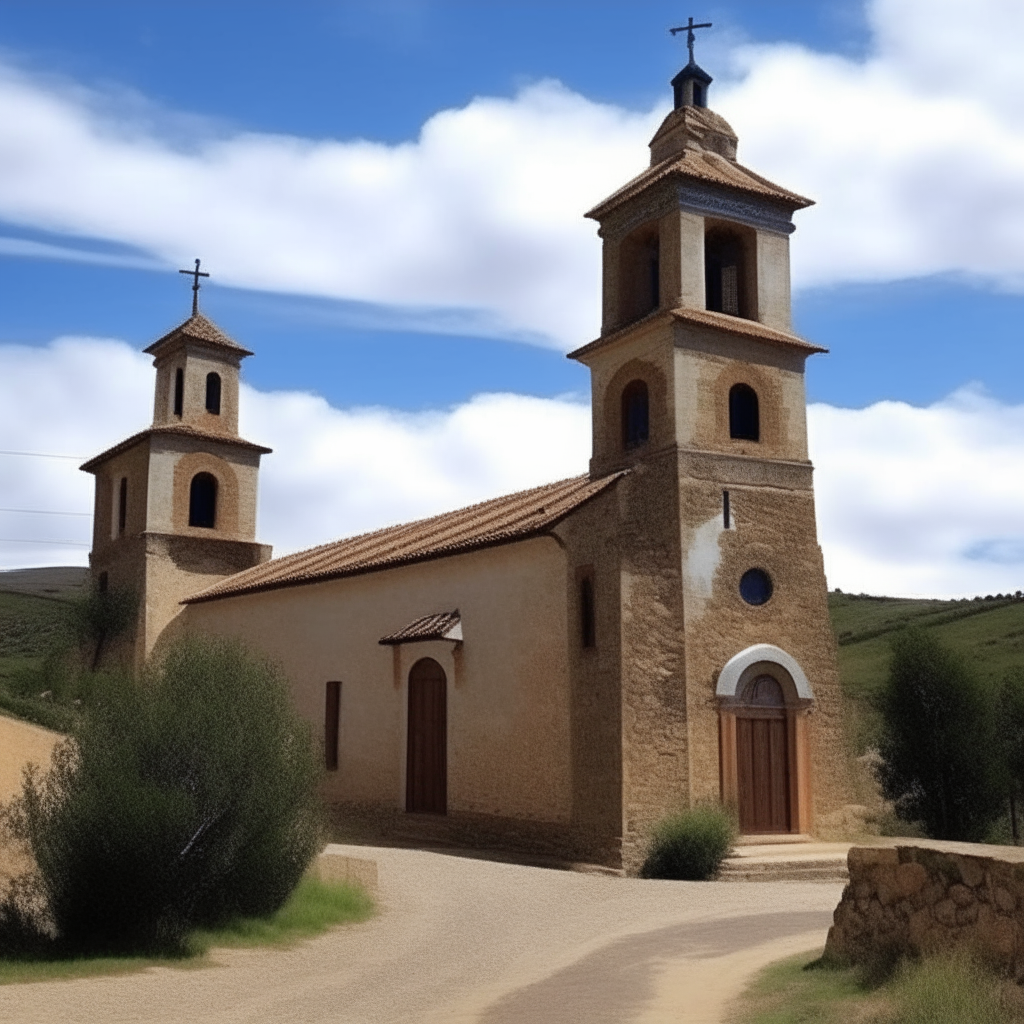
82,57,849,870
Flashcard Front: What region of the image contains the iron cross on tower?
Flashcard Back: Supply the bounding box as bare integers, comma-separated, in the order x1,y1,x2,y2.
670,16,712,63
178,258,210,316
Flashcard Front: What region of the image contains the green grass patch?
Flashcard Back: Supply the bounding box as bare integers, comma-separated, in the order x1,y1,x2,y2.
0,877,373,986
729,947,1024,1024
829,592,1024,753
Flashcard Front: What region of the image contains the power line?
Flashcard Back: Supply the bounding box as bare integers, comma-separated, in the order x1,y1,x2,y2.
0,508,91,517
0,538,90,547
0,450,87,460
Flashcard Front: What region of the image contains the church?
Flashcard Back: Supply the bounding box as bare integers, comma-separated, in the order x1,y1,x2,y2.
81,51,850,871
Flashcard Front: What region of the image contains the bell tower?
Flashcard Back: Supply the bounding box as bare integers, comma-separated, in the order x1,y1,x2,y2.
82,283,272,666
569,45,848,856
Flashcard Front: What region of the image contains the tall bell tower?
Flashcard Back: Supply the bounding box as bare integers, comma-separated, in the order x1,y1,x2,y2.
82,279,272,666
569,42,848,857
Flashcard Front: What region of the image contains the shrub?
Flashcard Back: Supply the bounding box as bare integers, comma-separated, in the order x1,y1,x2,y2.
640,805,737,880
0,635,323,956
875,627,1002,842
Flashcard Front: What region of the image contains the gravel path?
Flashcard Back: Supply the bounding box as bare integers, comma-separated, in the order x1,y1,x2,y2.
0,844,842,1024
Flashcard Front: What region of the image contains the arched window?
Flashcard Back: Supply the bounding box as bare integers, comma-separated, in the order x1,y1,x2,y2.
173,368,184,417
205,372,221,415
705,229,745,317
188,472,217,528
580,577,596,649
621,380,650,449
117,476,127,536
729,383,759,441
743,674,785,707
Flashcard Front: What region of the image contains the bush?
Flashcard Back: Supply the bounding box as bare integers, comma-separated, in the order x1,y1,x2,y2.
0,635,324,956
640,805,737,880
875,627,1002,842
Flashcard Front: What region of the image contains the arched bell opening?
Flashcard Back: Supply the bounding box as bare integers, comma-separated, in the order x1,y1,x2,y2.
716,645,814,836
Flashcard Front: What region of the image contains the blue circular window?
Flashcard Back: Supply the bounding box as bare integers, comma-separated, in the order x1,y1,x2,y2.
739,568,773,606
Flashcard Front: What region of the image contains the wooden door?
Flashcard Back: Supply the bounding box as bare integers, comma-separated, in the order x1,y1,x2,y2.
736,714,790,833
406,657,447,814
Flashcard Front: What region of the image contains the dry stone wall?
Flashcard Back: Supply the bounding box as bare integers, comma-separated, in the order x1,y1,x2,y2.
826,843,1024,975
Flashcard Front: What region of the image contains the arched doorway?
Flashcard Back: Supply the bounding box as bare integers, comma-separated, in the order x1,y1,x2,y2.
735,675,790,833
716,644,814,835
406,657,447,814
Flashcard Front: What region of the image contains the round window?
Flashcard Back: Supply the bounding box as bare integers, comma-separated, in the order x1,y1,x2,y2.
739,568,773,606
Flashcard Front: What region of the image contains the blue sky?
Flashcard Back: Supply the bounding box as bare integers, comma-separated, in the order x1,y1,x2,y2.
1,0,1023,596
0,0,1020,410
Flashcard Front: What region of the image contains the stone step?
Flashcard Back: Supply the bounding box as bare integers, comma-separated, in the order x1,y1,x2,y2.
719,858,849,882
719,841,852,882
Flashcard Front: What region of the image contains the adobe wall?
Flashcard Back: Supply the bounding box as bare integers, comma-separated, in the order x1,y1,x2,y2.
176,536,575,830
826,843,1024,976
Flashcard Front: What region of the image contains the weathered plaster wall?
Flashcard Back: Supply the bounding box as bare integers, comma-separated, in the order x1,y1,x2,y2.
826,844,1024,976
176,536,573,827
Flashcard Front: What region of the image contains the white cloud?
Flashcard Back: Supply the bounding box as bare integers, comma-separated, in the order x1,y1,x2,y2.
1,0,1023,349
809,388,1024,598
2,338,1023,600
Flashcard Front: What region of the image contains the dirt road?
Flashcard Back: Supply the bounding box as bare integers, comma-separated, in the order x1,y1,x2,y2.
0,844,840,1023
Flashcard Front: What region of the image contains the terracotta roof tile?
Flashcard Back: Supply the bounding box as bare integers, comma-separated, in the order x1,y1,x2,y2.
185,472,625,604
379,610,462,645
80,423,272,473
585,150,813,222
567,306,826,362
144,313,254,358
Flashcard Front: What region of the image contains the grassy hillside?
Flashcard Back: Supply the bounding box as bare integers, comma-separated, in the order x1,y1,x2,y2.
829,591,1024,750
0,589,76,731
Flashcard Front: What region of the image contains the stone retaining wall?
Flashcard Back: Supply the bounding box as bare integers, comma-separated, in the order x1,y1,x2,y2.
825,842,1024,975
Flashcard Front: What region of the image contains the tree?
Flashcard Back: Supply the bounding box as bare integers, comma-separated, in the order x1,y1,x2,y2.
0,636,323,956
996,667,1024,843
875,627,1001,842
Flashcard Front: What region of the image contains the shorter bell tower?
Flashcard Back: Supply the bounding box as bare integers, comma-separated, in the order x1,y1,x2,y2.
82,288,272,665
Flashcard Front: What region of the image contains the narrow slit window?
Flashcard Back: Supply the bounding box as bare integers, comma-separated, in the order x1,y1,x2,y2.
173,368,184,417
205,372,221,415
723,489,731,529
325,681,341,771
118,477,127,536
581,577,596,649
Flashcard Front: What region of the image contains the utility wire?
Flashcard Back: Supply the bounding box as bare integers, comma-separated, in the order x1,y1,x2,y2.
0,508,91,517
0,450,87,460
0,538,90,547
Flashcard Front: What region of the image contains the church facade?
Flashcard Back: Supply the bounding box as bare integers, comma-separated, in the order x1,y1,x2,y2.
83,59,850,871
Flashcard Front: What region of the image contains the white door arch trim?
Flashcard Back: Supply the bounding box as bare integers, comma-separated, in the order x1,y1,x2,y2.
716,643,813,700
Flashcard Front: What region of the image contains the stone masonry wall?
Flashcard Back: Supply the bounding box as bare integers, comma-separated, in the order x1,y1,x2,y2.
825,843,1024,975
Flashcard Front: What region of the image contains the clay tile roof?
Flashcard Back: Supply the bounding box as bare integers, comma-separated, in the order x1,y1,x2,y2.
567,306,826,361
185,472,626,604
585,149,813,222
670,307,828,353
80,423,272,473
379,610,462,645
144,313,254,358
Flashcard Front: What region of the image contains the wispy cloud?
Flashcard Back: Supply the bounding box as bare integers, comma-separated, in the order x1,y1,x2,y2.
1,0,1023,348
2,337,1023,599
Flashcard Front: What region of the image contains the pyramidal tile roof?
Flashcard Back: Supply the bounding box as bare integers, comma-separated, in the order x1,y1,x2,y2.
186,472,626,604
144,313,254,358
585,148,813,222
80,423,273,472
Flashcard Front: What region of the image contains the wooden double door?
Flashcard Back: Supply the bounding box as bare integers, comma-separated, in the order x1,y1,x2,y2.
406,657,447,814
736,712,791,834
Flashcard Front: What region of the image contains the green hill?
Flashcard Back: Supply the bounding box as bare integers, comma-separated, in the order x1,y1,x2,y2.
829,591,1024,750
